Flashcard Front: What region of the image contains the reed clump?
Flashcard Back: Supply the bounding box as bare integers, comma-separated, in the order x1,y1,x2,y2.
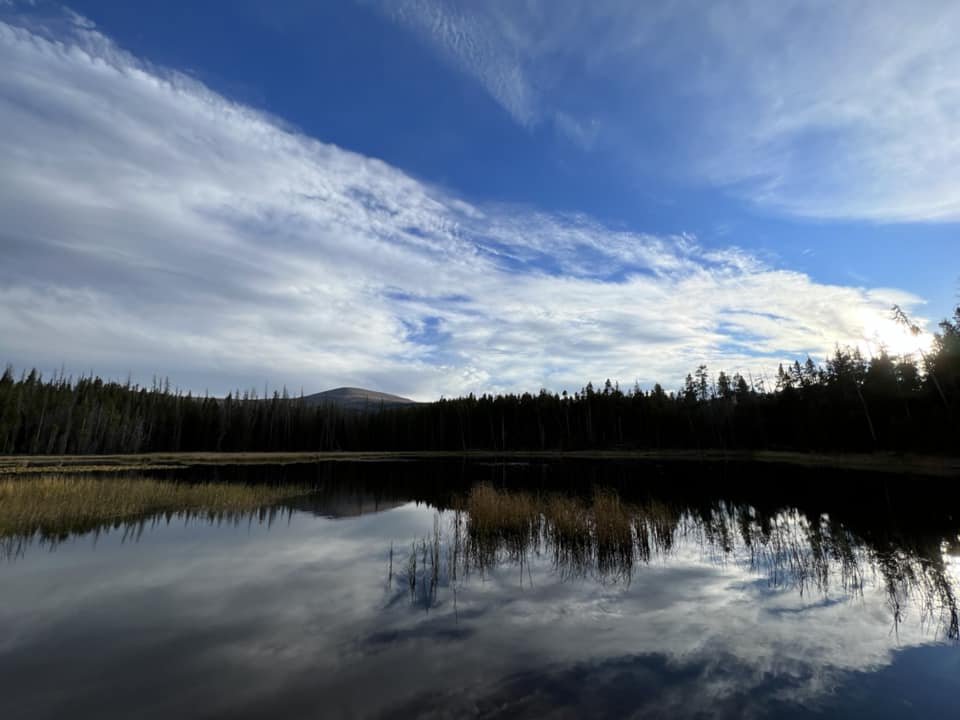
462,484,641,577
0,474,308,541
465,483,540,563
543,494,591,572
591,489,635,577
400,485,960,639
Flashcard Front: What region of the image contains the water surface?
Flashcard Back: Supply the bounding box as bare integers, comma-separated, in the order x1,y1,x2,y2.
1,460,958,719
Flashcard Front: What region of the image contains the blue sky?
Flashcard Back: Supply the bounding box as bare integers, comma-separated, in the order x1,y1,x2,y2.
0,1,957,398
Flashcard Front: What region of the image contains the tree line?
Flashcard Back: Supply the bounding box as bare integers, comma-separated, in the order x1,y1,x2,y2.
1,306,958,455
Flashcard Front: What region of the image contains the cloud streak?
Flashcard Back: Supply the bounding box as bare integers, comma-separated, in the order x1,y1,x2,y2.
377,0,960,222
0,10,932,398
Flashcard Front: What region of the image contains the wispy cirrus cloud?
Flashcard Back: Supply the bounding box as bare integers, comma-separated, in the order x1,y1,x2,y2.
375,0,960,222
0,8,931,398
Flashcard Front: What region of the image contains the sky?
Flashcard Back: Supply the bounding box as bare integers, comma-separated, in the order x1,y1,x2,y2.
0,0,957,399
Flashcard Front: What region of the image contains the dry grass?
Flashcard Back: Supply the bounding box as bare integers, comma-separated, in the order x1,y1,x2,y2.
461,484,642,577
466,483,539,539
543,494,592,571
465,483,540,565
0,474,308,540
410,484,960,638
590,489,635,576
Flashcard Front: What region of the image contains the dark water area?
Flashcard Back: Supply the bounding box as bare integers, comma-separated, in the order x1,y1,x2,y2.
2,460,959,719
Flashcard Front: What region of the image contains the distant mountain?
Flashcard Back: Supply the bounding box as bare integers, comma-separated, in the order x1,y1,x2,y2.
300,387,417,412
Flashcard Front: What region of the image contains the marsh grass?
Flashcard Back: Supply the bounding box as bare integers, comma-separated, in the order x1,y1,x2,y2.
393,484,960,639
0,474,309,544
464,483,540,567
463,484,643,579
543,493,591,574
590,489,634,579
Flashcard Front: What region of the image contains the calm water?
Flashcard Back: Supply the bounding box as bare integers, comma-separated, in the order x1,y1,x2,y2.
1,460,959,719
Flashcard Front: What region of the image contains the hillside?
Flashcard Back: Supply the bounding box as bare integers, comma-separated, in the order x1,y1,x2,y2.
300,387,417,412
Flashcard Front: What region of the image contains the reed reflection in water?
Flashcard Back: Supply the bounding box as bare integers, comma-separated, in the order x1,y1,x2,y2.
3,466,960,718
0,474,304,560
394,483,960,641
3,472,958,642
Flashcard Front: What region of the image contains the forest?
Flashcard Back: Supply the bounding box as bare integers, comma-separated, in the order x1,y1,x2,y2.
1,306,958,456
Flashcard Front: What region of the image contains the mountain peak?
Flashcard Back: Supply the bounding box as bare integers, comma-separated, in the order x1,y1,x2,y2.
301,387,416,411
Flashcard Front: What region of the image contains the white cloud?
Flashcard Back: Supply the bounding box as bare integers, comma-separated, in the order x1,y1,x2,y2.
0,12,934,399
377,0,960,222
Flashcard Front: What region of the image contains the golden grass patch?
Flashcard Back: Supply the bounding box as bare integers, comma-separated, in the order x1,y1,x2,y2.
0,474,308,539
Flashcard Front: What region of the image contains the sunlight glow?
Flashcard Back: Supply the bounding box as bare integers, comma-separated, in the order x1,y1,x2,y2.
859,313,935,360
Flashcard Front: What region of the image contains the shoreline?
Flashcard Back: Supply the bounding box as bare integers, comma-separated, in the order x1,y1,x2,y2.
1,449,958,477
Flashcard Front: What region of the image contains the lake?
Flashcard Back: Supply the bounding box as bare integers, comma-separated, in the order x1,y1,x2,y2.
1,459,958,719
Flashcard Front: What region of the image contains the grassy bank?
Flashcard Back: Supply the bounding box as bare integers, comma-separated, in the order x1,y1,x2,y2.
1,449,958,477
0,474,309,540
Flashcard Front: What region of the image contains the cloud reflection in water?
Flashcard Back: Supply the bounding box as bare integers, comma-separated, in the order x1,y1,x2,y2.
0,477,957,719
